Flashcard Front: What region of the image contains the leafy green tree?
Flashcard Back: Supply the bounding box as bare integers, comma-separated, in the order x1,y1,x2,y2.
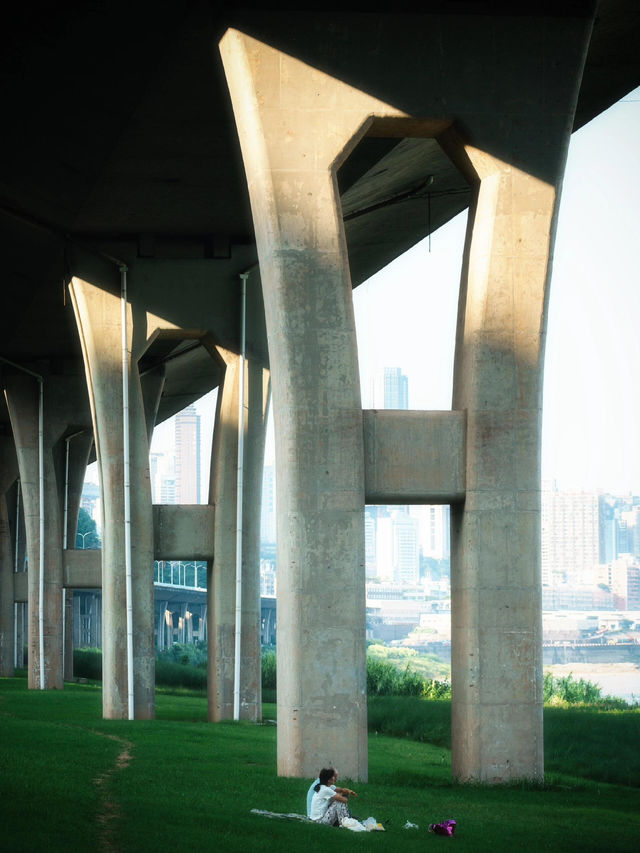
76,507,101,549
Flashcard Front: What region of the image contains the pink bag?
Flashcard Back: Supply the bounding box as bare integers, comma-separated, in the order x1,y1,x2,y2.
429,819,457,836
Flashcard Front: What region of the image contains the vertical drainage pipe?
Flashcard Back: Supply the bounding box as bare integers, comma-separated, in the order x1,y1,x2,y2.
233,272,248,720
120,264,135,721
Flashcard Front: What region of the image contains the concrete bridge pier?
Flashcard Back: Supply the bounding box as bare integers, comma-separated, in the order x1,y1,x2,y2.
220,30,411,781
4,370,91,690
208,348,270,722
440,17,594,783
0,435,18,676
221,8,595,782
62,430,94,682
70,275,155,719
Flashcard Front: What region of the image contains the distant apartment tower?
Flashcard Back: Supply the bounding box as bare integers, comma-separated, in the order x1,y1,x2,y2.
261,464,276,544
160,476,176,505
364,508,377,579
418,505,451,560
541,485,599,586
174,404,201,504
374,509,420,584
373,366,409,409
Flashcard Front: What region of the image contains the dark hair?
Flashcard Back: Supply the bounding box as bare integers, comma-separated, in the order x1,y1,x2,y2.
314,767,336,792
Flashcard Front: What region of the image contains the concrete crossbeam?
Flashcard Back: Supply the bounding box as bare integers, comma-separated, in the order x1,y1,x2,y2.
13,570,28,603
363,410,465,504
62,550,102,589
153,505,215,561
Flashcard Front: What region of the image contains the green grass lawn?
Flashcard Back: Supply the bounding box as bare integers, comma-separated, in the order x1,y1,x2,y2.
1,678,639,853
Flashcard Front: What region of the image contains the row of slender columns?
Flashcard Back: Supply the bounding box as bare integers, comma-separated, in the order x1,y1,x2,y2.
4,371,92,689
0,268,267,724
0,12,594,787
69,271,268,721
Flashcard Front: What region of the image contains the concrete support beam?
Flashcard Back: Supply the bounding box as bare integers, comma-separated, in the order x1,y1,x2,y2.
363,410,465,504
207,349,269,722
153,505,215,561
13,570,27,602
220,30,414,779
63,550,102,588
70,276,155,719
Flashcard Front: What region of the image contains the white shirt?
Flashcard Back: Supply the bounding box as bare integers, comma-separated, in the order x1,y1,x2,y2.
309,784,337,821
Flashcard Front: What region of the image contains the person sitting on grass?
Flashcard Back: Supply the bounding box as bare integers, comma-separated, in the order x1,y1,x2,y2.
309,767,357,826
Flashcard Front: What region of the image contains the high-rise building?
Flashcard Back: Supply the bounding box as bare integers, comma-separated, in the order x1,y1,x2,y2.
364,508,377,579
174,404,201,504
261,464,276,544
373,366,409,409
541,485,599,586
415,504,450,560
374,508,419,584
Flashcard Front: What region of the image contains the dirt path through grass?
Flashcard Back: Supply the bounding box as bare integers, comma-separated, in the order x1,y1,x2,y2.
91,731,133,853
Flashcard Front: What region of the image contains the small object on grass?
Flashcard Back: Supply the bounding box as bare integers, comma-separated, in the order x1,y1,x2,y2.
428,819,457,836
404,820,419,829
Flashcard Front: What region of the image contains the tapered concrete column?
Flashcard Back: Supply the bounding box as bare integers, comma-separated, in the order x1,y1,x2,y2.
5,375,61,688
221,31,411,779
70,277,155,719
208,349,269,722
0,436,17,676
446,134,573,781
4,372,90,689
0,496,14,676
63,431,93,682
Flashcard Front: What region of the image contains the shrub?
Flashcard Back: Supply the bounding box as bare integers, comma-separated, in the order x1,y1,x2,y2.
261,649,277,689
157,641,207,669
73,647,102,680
155,658,206,691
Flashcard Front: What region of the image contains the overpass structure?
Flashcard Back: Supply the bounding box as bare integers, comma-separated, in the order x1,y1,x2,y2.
0,1,639,784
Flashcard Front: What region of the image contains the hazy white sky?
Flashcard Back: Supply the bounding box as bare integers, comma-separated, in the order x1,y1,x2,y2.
149,85,640,498
355,85,640,495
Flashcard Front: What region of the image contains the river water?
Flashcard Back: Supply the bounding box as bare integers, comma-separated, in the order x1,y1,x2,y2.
545,663,640,703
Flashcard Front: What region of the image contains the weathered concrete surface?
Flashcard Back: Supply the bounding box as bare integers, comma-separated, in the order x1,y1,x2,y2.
4,371,91,689
153,505,215,561
70,274,155,719
63,549,102,588
440,8,593,779
363,410,465,504
221,8,596,783
0,435,18,676
220,29,416,780
13,571,28,602
208,349,269,722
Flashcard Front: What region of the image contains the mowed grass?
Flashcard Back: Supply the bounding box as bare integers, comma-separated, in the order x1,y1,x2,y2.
1,678,639,853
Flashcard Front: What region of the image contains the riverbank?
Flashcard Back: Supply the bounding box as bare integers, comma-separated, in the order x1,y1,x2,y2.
545,662,640,703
